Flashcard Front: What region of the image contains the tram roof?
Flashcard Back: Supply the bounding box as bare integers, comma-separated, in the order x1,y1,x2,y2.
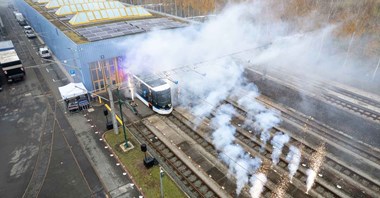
146,79,166,87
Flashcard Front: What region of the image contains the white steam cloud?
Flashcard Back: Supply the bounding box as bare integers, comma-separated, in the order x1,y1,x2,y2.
235,84,267,131
234,84,282,148
211,104,262,195
306,169,317,194
249,172,267,198
285,145,301,182
255,111,281,150
270,132,290,165
117,0,356,196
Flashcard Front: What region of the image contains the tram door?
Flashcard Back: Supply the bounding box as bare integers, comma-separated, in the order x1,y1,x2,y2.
140,83,152,104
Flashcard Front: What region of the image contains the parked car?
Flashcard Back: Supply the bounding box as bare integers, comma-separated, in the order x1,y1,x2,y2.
39,47,51,58
25,29,36,38
23,25,32,31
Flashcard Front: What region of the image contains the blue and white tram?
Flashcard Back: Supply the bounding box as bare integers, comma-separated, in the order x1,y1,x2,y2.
133,74,173,114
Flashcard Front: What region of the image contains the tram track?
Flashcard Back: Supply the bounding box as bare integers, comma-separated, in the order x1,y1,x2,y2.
246,66,380,123
205,108,349,198
163,110,321,197
128,121,222,198
159,112,274,198
224,94,380,197
229,87,380,168
322,93,380,122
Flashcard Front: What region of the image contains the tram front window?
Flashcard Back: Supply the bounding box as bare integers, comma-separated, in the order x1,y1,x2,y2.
155,89,171,108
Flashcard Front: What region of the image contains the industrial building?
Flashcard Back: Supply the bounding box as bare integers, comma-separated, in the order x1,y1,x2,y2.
14,0,187,93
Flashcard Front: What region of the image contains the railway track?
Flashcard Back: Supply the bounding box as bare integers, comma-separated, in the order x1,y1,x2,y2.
329,86,380,109
246,66,380,123
164,110,325,198
160,112,275,198
224,96,380,198
127,121,220,198
231,90,380,168
322,93,380,122
250,94,380,171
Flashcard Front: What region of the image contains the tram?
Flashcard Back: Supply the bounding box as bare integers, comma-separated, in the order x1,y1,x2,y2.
132,74,173,114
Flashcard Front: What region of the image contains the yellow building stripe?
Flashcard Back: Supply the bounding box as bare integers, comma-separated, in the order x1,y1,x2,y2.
104,104,123,125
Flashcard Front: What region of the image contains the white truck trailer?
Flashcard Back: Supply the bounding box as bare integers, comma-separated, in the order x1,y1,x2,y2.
0,41,25,82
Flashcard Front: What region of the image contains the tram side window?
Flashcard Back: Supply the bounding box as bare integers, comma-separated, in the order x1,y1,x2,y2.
152,91,157,106
135,82,142,95
140,84,150,101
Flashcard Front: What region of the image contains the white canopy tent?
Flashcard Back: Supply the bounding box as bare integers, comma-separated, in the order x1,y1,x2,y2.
58,82,88,100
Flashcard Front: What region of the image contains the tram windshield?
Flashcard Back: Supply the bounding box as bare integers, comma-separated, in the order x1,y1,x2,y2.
154,89,171,108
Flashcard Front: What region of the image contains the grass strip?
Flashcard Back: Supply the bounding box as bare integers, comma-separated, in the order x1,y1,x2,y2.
104,128,187,198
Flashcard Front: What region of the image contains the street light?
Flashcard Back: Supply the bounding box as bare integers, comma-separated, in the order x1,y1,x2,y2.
160,166,165,198
66,47,84,83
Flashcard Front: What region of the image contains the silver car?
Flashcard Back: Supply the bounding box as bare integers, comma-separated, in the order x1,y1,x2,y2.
25,30,36,38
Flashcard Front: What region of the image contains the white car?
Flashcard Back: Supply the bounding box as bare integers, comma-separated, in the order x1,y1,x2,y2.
25,29,36,38
24,25,32,31
39,47,51,58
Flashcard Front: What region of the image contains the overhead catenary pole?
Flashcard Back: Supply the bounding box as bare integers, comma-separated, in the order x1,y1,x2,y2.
117,88,129,148
102,61,118,135
372,56,380,81
107,83,119,135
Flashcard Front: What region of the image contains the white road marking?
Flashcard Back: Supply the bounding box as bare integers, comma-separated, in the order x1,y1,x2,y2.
45,68,49,73
52,79,55,82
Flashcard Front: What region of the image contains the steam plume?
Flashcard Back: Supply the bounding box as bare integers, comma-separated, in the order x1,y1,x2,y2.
306,143,326,194
211,104,262,195
285,145,302,182
270,132,290,165
250,172,267,198
249,161,270,198
255,111,281,149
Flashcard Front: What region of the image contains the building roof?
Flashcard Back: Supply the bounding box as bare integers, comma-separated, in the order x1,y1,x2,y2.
55,1,125,16
69,6,152,26
45,0,106,9
28,0,187,43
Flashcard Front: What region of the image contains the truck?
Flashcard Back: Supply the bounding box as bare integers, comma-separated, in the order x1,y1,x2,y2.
14,12,27,26
0,41,25,82
0,40,14,52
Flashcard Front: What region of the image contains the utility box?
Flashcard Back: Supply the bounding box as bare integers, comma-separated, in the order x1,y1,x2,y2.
143,157,157,169
106,121,113,130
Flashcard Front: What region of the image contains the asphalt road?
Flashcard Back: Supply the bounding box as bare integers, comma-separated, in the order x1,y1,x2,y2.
0,3,107,198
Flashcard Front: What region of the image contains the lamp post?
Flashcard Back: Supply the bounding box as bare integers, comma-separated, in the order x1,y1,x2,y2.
116,88,129,148
159,166,164,198
67,47,84,83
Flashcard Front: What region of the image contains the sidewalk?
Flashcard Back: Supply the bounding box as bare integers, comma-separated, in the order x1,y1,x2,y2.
36,58,143,197
66,103,143,198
